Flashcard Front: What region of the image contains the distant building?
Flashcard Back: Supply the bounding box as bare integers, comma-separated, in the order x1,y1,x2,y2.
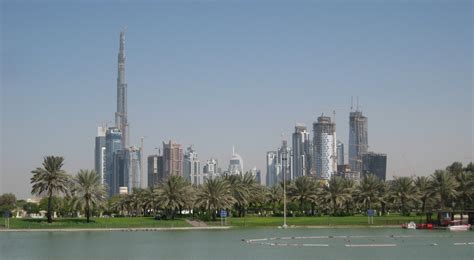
228,146,244,175
147,154,163,187
105,127,123,197
336,164,360,182
362,152,387,181
292,124,311,178
184,146,202,185
203,158,219,180
250,167,262,185
337,140,344,166
313,115,337,180
94,126,107,185
124,146,142,192
163,141,183,179
266,151,279,186
278,140,293,181
111,149,126,196
349,111,368,173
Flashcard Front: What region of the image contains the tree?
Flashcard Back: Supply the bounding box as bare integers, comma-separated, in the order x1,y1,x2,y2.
0,193,16,214
31,156,71,223
415,176,431,214
195,178,235,221
266,185,283,214
154,175,194,220
71,170,106,223
390,176,417,216
357,174,382,211
429,170,458,211
288,176,318,215
454,171,473,220
320,176,350,215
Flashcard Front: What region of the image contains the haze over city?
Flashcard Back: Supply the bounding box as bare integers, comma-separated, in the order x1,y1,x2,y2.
1,0,472,199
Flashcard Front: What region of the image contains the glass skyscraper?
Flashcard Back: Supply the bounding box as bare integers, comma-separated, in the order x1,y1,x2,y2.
349,111,368,173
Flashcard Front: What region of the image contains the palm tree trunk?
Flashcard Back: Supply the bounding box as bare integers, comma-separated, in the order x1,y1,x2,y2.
47,193,52,223
86,200,90,223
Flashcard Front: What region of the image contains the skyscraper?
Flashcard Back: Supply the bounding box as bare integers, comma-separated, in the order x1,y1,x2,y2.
292,124,311,178
313,115,337,180
184,146,202,185
349,110,368,173
115,30,129,149
94,126,107,184
336,140,344,166
124,146,142,192
266,151,279,186
163,141,183,179
147,153,164,187
278,140,293,181
105,127,122,196
228,146,244,175
362,152,387,181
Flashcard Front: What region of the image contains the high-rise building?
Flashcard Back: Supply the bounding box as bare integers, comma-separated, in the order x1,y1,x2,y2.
362,152,387,181
94,126,107,185
111,149,126,196
278,140,293,181
313,115,337,180
250,167,262,185
266,151,279,186
147,154,164,187
292,125,311,178
228,146,244,175
203,158,219,181
337,140,344,166
124,146,142,192
184,146,202,185
163,141,183,179
105,127,122,196
115,30,129,149
349,111,368,173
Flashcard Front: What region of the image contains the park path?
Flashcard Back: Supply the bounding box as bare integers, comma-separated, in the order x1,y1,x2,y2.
185,219,208,227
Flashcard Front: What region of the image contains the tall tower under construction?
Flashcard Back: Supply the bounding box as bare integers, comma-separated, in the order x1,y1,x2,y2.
312,115,337,180
349,110,368,173
116,30,128,149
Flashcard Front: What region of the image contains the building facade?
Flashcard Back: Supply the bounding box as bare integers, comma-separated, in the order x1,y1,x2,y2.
313,116,337,180
292,125,311,178
278,140,293,181
94,126,107,185
228,146,244,175
163,141,183,179
361,152,387,181
124,146,142,192
266,151,279,186
105,127,122,196
147,154,164,187
184,146,202,185
349,111,368,173
337,140,344,166
203,158,219,181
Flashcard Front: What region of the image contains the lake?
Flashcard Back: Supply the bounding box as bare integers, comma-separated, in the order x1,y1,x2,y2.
1,228,473,259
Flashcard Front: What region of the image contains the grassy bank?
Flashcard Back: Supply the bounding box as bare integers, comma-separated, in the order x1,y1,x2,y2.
207,215,428,228
0,217,190,229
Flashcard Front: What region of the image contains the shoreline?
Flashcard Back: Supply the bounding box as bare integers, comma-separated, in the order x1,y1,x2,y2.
0,225,405,232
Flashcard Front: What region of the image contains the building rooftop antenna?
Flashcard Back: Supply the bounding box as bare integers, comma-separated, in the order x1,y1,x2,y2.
351,96,354,112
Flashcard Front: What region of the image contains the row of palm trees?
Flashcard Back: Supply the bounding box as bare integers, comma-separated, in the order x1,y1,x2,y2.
31,156,473,223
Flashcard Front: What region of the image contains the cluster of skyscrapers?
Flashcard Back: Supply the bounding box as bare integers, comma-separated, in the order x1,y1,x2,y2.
94,31,387,196
266,109,387,186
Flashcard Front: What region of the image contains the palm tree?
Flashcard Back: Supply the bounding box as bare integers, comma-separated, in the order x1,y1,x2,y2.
454,171,473,220
195,178,235,221
342,178,357,215
288,176,318,215
31,156,71,223
357,174,382,211
223,174,251,217
71,170,106,223
266,185,283,214
321,176,349,215
390,176,417,216
415,176,431,215
155,175,194,219
429,170,458,211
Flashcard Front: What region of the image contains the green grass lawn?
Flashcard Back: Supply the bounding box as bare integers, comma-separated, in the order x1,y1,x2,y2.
0,217,190,229
207,214,428,228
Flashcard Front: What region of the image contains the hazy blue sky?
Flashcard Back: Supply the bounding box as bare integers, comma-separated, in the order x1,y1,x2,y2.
1,0,472,198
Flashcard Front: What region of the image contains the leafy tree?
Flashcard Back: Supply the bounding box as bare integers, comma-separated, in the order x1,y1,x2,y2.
0,193,16,214
31,156,70,223
23,202,40,214
71,170,107,222
195,178,235,221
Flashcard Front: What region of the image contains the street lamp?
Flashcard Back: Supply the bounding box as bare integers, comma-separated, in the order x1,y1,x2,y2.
282,149,288,229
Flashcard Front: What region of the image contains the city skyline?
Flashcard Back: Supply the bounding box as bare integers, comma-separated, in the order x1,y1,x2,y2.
2,1,473,198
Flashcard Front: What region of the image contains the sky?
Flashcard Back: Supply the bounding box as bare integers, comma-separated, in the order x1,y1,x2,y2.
1,0,472,199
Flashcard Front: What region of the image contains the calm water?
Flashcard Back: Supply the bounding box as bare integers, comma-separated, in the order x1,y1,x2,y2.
1,228,473,259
